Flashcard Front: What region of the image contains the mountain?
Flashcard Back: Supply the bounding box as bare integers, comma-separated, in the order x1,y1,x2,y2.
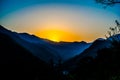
18,32,92,62
78,38,111,58
1,25,119,80
0,26,56,80
63,34,120,80
0,25,91,63
63,38,112,69
51,41,91,61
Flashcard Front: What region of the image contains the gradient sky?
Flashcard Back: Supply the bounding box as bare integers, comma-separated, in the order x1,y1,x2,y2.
0,0,120,42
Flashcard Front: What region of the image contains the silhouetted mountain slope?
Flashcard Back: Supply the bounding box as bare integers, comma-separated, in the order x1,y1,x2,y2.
0,25,61,63
63,34,120,80
0,25,91,63
18,32,91,62
50,41,91,61
79,38,111,58
63,38,111,70
0,25,92,79
1,25,120,80
0,25,57,80
0,31,47,65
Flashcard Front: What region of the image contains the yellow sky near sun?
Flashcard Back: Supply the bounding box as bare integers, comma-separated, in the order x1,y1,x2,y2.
35,29,82,42
1,4,119,42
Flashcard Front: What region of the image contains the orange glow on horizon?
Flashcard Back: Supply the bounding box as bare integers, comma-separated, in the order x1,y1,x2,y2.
35,29,82,42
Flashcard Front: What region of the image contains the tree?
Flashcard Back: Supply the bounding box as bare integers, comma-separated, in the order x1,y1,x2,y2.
95,0,120,6
105,20,120,39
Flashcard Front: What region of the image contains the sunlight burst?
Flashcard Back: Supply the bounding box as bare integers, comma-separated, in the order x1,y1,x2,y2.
48,32,60,42
35,29,81,42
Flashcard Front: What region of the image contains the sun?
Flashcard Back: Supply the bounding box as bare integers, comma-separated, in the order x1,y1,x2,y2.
47,31,60,42
35,29,82,42
36,29,62,42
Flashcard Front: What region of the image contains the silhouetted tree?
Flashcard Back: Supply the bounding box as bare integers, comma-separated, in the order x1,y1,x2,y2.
105,20,120,39
95,0,120,5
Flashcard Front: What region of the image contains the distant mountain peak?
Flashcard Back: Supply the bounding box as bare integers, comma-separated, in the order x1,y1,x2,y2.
0,25,7,30
80,41,87,44
19,32,29,35
95,38,106,41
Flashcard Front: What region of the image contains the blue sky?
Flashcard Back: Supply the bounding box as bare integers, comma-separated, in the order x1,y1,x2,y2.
0,0,120,42
0,0,119,18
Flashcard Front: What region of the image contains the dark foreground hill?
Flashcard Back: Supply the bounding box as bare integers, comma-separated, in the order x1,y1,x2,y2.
0,28,58,80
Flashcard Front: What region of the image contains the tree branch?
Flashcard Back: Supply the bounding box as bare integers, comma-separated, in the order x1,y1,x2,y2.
96,0,120,5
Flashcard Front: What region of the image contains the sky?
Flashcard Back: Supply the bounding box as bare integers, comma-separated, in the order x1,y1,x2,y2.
0,0,120,42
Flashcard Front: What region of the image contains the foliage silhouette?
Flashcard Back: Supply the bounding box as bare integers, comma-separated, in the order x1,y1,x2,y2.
95,0,120,6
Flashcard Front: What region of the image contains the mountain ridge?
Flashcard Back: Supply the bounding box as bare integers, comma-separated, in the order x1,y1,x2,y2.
0,25,91,63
